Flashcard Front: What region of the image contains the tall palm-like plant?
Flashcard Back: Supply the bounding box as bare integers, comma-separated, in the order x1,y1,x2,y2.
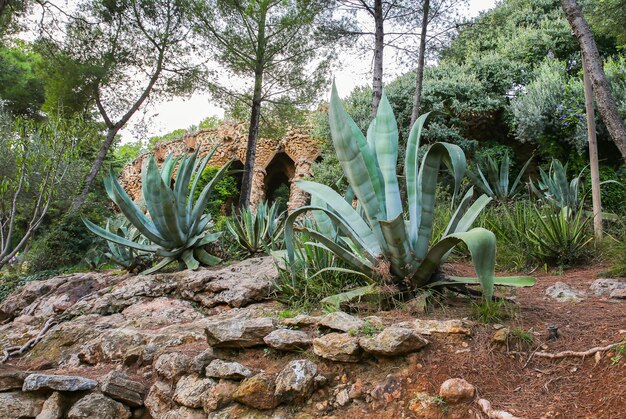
285,84,533,303
84,147,232,274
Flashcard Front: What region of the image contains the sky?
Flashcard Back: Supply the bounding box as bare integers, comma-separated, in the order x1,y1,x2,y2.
120,0,499,143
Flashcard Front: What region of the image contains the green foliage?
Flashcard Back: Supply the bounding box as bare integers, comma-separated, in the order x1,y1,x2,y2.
470,299,516,324
286,86,534,307
101,219,152,271
193,165,239,218
147,129,188,150
112,140,146,167
530,159,583,211
226,201,285,257
0,45,45,116
84,149,231,274
0,269,62,303
585,0,626,49
511,327,535,345
468,153,532,202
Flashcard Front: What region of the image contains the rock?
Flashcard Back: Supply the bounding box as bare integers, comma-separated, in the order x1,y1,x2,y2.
0,391,46,418
190,348,216,374
313,333,361,362
202,379,238,413
492,328,510,344
173,374,216,409
204,317,275,348
477,398,522,419
274,360,319,402
335,389,350,406
359,327,429,356
610,288,626,299
22,374,97,392
232,373,279,410
154,352,192,380
410,319,473,335
67,393,131,419
204,359,252,380
589,278,626,297
545,282,584,302
99,328,147,363
177,257,277,308
36,392,65,419
264,329,312,351
278,314,321,327
100,371,146,407
145,381,174,418
439,378,475,404
0,369,27,391
318,311,364,333
162,406,206,418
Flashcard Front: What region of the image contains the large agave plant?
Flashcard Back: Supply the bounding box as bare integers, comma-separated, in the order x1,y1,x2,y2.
84,147,232,274
285,85,533,303
102,219,151,271
468,153,532,202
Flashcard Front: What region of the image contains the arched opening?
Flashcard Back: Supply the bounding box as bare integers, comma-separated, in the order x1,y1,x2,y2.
264,152,295,213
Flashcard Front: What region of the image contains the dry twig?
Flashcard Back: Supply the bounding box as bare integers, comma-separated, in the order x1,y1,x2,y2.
0,317,58,363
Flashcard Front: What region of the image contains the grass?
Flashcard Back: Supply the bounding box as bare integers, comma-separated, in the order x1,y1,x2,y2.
470,299,516,324
511,327,535,345
348,320,384,337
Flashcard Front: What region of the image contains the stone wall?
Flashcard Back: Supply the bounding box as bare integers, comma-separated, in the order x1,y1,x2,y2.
118,121,321,213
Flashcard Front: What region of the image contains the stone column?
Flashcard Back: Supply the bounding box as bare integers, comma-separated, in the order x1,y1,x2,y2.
248,167,267,210
287,159,313,213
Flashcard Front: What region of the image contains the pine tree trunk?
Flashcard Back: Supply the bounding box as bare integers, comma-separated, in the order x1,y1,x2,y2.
371,0,384,117
239,81,263,208
410,0,430,126
561,0,626,162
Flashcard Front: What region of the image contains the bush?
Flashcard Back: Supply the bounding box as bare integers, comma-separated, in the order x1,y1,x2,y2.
193,165,239,217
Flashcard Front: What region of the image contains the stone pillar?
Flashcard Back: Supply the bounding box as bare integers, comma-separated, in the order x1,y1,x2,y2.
249,167,267,210
287,159,313,213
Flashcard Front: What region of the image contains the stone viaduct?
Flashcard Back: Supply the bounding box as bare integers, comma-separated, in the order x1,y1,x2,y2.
118,121,321,212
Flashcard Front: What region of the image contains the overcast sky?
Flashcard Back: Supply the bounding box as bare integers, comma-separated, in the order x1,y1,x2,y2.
121,0,498,143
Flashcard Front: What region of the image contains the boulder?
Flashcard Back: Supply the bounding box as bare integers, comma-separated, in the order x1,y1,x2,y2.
611,288,626,299
439,378,475,404
312,333,361,362
67,393,131,419
100,371,146,407
545,282,584,302
232,373,279,410
22,374,97,392
263,329,312,351
173,374,216,409
0,369,27,391
274,359,319,402
204,359,252,380
0,391,46,418
359,327,428,356
35,392,66,419
318,311,364,333
590,278,626,297
145,381,174,418
278,314,322,327
161,406,206,419
190,348,216,374
492,328,510,344
154,352,192,380
202,379,238,413
204,317,275,348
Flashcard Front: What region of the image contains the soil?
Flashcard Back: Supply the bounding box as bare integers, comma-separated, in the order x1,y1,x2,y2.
4,262,625,418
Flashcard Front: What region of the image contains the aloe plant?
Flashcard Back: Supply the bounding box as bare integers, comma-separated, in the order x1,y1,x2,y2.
529,159,583,210
226,200,285,257
84,147,232,274
285,84,534,304
102,219,151,271
468,154,532,202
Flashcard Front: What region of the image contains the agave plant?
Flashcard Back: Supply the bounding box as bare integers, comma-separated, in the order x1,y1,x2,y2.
529,159,583,210
84,147,232,274
102,219,151,271
468,153,532,202
226,200,285,257
285,84,533,304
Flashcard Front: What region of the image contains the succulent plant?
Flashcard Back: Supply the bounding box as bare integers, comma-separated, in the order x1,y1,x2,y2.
468,153,533,202
84,147,232,274
226,200,285,257
285,84,534,304
101,219,151,271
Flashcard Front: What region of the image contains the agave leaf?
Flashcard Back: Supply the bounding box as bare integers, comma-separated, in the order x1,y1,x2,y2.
194,247,221,266
379,213,416,278
429,275,536,287
142,257,176,275
190,160,233,231
509,155,533,196
82,218,159,253
373,91,402,219
320,284,381,309
405,112,430,245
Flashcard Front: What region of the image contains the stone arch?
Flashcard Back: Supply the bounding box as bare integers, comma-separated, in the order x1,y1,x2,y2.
260,152,295,212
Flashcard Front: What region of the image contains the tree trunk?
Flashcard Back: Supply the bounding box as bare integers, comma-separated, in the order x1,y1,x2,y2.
71,127,119,211
410,0,430,126
371,0,384,117
561,0,626,162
